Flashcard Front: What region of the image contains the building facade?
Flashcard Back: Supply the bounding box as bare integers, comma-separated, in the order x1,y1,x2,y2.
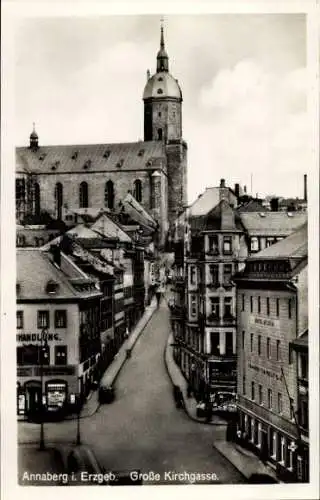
234,223,308,482
15,26,187,248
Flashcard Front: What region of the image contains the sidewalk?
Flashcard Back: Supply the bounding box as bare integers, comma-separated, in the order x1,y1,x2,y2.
18,444,65,485
164,332,227,426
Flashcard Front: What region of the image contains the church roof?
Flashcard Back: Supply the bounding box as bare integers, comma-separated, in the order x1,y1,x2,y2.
16,141,166,174
143,71,182,100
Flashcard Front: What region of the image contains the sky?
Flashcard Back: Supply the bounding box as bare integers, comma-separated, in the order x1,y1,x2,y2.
14,13,309,204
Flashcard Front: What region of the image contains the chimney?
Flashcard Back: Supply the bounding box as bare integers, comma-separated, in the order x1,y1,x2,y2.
304,174,307,202
50,244,61,267
234,183,240,197
220,178,226,188
270,197,279,212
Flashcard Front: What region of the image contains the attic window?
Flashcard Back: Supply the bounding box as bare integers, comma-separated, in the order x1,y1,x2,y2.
146,160,152,167
157,89,163,94
138,149,145,157
116,159,124,168
39,153,47,161
103,150,111,159
71,151,78,160
83,160,92,169
46,281,59,295
259,212,266,217
158,77,163,81
51,161,60,171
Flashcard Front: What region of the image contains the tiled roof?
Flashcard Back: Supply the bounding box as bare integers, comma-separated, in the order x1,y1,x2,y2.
237,199,268,213
91,214,132,243
16,141,166,174
122,193,157,230
188,188,220,217
250,222,307,259
240,211,307,236
16,249,101,300
190,199,243,232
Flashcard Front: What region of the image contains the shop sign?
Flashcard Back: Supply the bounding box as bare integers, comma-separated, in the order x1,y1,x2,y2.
16,332,62,343
47,384,67,408
250,316,280,329
249,362,282,381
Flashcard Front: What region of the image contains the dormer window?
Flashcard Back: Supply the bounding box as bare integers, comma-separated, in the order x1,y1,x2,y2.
138,149,145,157
51,161,60,171
158,77,163,81
83,160,91,169
116,159,124,168
46,281,59,295
71,151,78,160
39,153,47,161
157,88,163,94
103,150,111,159
146,160,152,167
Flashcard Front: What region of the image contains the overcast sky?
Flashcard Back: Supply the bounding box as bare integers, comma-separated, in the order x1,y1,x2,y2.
15,14,308,204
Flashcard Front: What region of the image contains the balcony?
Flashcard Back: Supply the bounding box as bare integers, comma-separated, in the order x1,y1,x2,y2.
207,314,220,325
206,248,220,257
221,280,234,290
222,314,236,325
206,282,220,290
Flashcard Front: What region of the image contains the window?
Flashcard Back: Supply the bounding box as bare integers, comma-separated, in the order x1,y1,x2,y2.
17,235,26,246
258,384,263,405
257,296,261,313
225,332,233,356
210,331,220,356
268,389,273,409
208,235,219,254
278,393,283,414
223,264,233,285
250,237,259,252
133,179,142,203
289,398,295,421
224,297,233,318
242,330,245,349
267,337,271,359
258,335,261,355
37,310,49,329
46,281,59,294
241,294,245,311
33,182,41,217
276,340,281,361
242,375,246,395
17,311,24,329
250,296,253,313
251,381,255,400
299,354,308,380
105,180,114,209
210,297,220,318
54,182,63,220
266,297,270,316
55,345,67,366
250,333,254,352
54,310,67,328
79,181,88,208
158,128,163,140
288,298,292,319
223,236,232,254
270,430,277,458
190,295,197,317
209,264,219,285
276,298,280,317
280,437,285,465
266,237,275,248
190,266,197,285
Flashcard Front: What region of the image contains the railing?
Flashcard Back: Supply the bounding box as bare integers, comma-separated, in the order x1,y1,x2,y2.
221,281,234,289
206,282,220,289
222,315,236,324
207,314,220,324
206,249,220,257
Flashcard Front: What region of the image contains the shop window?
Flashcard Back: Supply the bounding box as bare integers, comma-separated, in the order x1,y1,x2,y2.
267,337,271,359
276,298,280,317
250,237,259,252
210,331,220,356
266,297,270,316
257,423,262,447
278,393,283,414
37,310,50,329
279,437,286,465
54,310,67,328
223,236,232,255
271,431,277,459
17,235,26,247
258,385,263,405
258,335,261,356
17,310,24,329
251,381,255,400
268,389,273,409
55,345,67,366
250,333,254,352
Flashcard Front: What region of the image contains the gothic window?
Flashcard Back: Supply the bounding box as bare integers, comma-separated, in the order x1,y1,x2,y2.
54,183,63,220
34,182,41,217
133,179,142,203
79,182,88,208
105,180,114,209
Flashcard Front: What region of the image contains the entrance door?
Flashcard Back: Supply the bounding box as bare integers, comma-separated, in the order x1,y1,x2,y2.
25,381,42,418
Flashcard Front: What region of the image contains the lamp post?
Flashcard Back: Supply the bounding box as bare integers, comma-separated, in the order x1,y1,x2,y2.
39,329,48,451
76,383,81,446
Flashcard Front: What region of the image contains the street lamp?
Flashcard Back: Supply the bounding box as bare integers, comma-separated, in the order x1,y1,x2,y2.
39,329,48,451
76,382,81,446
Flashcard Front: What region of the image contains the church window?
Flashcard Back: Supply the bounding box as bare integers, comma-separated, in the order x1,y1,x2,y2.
33,182,41,217
158,128,163,140
79,182,88,208
54,182,63,220
105,180,114,210
157,89,163,94
133,180,142,203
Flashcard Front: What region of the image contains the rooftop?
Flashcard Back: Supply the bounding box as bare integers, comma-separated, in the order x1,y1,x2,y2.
240,211,307,236
251,222,307,259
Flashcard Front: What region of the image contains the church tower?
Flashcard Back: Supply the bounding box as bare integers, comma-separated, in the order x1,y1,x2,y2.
143,23,187,229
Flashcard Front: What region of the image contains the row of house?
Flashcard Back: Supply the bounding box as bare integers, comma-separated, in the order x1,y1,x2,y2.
170,179,308,482
16,201,158,419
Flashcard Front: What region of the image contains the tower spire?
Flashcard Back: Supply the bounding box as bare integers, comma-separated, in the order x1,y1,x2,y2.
157,18,169,73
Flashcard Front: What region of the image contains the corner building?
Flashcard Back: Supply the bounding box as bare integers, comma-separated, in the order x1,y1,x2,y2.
234,223,308,482
15,26,187,248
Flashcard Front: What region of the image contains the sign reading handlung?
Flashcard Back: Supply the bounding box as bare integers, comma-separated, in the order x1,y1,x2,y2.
16,333,62,342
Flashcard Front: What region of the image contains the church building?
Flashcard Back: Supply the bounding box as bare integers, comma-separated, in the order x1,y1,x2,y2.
16,25,188,248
